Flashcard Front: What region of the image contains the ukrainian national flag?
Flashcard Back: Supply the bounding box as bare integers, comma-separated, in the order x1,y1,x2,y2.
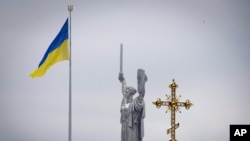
30,19,69,78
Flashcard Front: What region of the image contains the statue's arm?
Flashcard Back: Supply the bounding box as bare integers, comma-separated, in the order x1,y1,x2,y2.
119,72,127,95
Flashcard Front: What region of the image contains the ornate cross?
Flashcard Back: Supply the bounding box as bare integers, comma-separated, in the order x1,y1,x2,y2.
153,79,193,141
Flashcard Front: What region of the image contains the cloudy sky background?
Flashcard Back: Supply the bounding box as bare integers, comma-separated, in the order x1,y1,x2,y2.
0,0,249,141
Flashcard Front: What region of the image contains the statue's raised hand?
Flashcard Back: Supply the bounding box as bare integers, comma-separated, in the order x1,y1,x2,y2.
118,72,124,82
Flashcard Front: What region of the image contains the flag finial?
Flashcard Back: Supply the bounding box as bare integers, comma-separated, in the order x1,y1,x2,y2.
68,5,73,12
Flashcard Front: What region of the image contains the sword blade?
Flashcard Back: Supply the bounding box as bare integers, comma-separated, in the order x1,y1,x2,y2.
120,43,123,73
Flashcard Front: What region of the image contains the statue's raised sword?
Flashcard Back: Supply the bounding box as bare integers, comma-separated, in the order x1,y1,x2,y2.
120,43,123,73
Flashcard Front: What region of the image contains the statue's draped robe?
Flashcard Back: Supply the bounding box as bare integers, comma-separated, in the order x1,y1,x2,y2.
120,80,145,141
121,96,130,141
128,97,145,141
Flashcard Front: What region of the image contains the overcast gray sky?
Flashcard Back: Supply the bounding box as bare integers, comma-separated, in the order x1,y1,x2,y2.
0,0,250,141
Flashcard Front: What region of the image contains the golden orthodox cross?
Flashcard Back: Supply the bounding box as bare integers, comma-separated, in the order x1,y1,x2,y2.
153,79,193,141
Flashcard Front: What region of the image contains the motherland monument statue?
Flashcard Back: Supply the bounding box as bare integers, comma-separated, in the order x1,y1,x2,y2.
118,44,148,141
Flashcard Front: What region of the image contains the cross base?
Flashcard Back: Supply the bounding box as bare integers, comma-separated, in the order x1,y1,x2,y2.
169,139,177,141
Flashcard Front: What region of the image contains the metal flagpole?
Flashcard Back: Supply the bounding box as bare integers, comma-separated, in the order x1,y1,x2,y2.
68,4,73,141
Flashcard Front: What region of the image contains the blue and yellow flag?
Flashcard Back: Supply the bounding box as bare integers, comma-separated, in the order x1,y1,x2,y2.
30,19,69,78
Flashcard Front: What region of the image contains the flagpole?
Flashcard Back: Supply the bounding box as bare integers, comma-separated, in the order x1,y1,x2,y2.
68,4,73,141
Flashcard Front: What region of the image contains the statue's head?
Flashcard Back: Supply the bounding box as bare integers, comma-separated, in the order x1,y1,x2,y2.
124,86,137,97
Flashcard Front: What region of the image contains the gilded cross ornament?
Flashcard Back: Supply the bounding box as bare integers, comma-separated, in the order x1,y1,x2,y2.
153,79,193,141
